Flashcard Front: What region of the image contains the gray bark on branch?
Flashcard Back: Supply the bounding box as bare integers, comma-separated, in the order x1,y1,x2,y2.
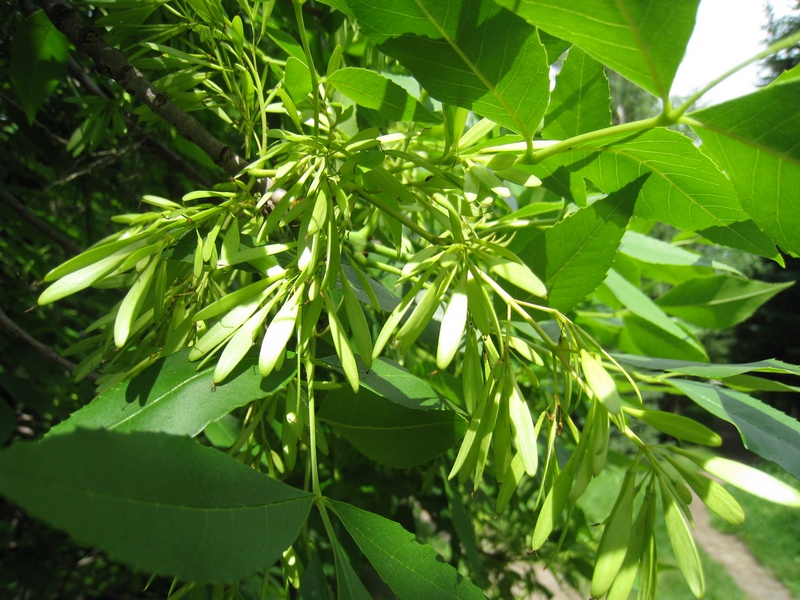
0,187,83,256
0,308,99,383
37,0,247,178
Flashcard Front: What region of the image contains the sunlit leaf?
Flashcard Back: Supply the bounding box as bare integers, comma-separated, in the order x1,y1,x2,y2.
655,275,793,329
496,0,700,98
319,388,466,468
670,379,800,479
0,430,313,583
346,0,549,139
48,348,295,437
10,10,69,123
689,80,800,256
331,501,486,599
522,174,648,312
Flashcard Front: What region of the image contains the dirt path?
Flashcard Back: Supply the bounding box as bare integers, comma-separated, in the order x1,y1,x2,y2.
689,492,796,600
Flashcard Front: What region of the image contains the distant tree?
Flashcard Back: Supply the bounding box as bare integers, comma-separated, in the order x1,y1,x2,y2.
761,0,800,83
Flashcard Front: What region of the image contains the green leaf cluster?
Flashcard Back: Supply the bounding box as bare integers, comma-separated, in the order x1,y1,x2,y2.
3,0,800,598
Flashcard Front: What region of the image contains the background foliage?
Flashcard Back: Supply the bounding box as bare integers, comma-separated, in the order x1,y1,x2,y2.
1,0,800,598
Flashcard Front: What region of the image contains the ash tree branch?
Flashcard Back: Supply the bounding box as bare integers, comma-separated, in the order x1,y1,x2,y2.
0,308,99,383
0,187,83,256
37,0,247,178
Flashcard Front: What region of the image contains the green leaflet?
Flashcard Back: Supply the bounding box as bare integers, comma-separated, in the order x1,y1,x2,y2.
669,379,800,479
655,275,793,329
543,47,611,139
536,129,755,236
346,0,549,140
669,449,800,508
614,354,800,378
618,313,708,363
496,0,699,99
689,79,800,256
48,348,295,438
285,56,313,103
328,68,439,123
10,10,69,123
522,174,647,312
330,534,372,600
331,501,486,599
603,269,708,359
318,388,466,468
0,430,313,583
321,355,446,411
619,230,744,275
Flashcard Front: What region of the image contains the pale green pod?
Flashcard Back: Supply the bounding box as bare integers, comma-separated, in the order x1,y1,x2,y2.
202,214,225,262
259,286,303,377
462,331,483,415
114,254,159,348
465,268,494,335
373,271,430,359
194,278,276,322
449,371,495,480
324,295,359,393
437,271,468,370
581,350,621,414
664,454,745,525
624,407,722,446
219,217,240,267
39,239,150,305
189,286,272,362
591,469,636,598
484,255,546,298
44,232,149,282
530,453,579,551
507,374,538,477
394,270,449,353
608,487,655,600
671,448,800,507
496,453,525,514
214,294,277,383
341,271,373,370
592,404,610,476
659,473,705,598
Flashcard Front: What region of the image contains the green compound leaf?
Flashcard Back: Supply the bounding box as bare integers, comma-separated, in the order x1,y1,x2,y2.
346,0,549,139
10,10,69,123
522,174,647,313
319,388,467,468
543,47,611,139
0,430,313,583
328,67,439,123
330,501,486,599
322,355,446,411
603,269,708,359
669,379,800,480
689,79,800,256
655,275,793,329
613,354,800,378
496,0,699,99
535,129,756,239
48,348,295,437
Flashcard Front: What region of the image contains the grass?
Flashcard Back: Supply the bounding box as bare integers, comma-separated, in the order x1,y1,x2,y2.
708,461,800,598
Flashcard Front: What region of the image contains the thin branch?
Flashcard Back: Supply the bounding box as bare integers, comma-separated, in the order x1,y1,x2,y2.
64,57,215,188
37,0,247,177
0,307,99,383
0,187,83,256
